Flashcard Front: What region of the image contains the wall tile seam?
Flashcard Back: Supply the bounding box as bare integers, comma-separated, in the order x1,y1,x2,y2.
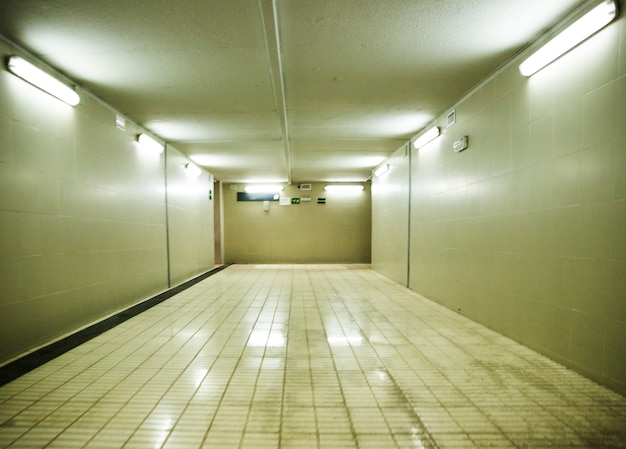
436,272,624,305
580,81,622,101
406,245,622,262
550,353,622,387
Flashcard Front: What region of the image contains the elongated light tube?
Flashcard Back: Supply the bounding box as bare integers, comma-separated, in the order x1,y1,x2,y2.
374,164,389,177
6,55,80,106
137,133,164,154
413,126,440,149
519,0,618,77
324,185,364,192
244,184,284,193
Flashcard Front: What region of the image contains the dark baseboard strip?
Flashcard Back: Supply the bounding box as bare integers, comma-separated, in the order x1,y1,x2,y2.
0,264,231,387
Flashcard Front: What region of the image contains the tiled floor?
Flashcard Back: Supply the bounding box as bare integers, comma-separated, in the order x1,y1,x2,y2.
1,265,625,449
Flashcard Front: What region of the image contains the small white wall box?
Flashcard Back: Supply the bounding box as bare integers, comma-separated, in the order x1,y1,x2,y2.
447,109,456,127
453,136,469,153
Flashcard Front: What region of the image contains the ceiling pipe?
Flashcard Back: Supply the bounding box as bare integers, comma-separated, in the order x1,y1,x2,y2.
259,0,293,184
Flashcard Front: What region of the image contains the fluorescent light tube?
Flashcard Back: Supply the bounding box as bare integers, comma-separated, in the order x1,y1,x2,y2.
374,164,389,177
185,163,201,177
324,185,364,192
519,0,618,77
244,184,284,193
137,133,164,154
6,55,80,106
413,126,440,149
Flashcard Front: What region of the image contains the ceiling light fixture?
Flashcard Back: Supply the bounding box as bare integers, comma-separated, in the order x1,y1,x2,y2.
6,55,80,106
374,164,390,177
324,185,364,192
413,126,440,149
137,133,164,154
184,162,201,177
519,0,618,77
244,184,284,193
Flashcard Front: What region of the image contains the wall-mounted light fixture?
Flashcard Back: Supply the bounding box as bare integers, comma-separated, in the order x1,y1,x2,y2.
519,0,618,77
373,164,389,177
413,126,441,149
6,55,80,106
324,185,364,192
115,114,126,131
184,162,201,177
244,184,284,193
137,133,164,154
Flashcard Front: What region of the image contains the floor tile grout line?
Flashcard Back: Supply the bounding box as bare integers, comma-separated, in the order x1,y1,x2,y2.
347,270,503,448
86,281,239,449
319,268,439,449
29,267,245,449
196,268,278,449
1,265,626,449
1,312,164,403
354,273,583,448
309,269,364,449
126,273,251,449
301,270,324,449
276,268,293,449
2,297,225,449
0,265,231,389
344,266,513,443
238,269,284,449
347,267,619,448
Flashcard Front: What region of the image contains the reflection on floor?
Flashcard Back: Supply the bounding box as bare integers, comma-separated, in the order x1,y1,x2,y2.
1,265,625,448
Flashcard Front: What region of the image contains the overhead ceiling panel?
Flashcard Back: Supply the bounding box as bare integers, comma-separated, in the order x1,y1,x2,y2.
290,139,402,182
0,0,584,182
139,112,282,143
177,140,287,183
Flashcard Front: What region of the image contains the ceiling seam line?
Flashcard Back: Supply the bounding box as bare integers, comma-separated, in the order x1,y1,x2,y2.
260,0,292,184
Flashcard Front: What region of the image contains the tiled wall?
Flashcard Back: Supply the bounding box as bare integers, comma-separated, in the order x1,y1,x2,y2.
0,40,215,364
371,145,410,286
373,13,626,394
165,149,215,286
223,183,371,263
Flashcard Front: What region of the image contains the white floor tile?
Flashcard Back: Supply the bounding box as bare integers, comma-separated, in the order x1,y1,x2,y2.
0,265,625,448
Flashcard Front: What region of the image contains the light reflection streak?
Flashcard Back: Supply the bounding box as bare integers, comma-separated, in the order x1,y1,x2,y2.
194,369,208,388
247,330,285,347
155,419,173,448
327,335,363,347
411,425,427,449
375,369,389,382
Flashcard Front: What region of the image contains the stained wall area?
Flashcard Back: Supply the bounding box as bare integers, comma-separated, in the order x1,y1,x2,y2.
0,39,215,364
372,11,626,394
223,183,371,264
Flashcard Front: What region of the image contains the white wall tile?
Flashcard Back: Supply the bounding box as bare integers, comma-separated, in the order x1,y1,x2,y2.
0,39,214,363
372,13,626,394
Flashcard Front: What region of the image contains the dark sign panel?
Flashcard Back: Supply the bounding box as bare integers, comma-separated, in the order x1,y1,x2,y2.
237,192,280,201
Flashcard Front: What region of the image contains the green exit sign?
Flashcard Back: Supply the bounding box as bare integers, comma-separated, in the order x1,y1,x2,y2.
291,198,300,204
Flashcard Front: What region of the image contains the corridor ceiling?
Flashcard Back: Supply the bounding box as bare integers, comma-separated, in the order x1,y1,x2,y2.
0,0,584,183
